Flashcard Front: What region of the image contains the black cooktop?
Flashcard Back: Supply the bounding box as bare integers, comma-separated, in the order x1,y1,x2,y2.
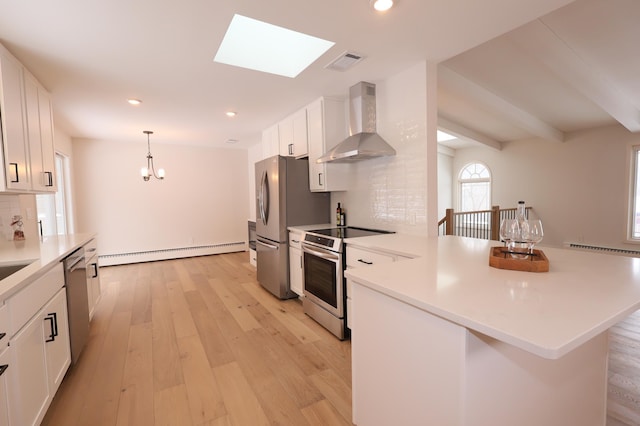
309,226,393,239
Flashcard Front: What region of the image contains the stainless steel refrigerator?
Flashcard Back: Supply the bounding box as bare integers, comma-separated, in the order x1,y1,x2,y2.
255,155,329,299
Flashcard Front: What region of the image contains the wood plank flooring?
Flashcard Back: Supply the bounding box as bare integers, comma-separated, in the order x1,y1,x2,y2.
607,309,640,426
41,252,640,425
42,252,352,426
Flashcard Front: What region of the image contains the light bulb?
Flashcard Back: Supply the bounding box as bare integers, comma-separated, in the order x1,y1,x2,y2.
158,169,165,179
140,167,148,177
372,0,393,11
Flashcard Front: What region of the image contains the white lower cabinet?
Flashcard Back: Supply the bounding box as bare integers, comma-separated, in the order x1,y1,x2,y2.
8,307,50,426
44,288,71,395
289,230,303,296
0,345,10,426
6,263,70,426
345,245,399,330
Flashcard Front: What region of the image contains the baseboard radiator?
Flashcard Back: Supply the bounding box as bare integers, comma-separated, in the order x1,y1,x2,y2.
565,242,640,257
99,241,247,266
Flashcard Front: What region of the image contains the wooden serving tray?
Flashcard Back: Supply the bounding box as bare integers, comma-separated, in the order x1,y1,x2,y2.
489,246,549,272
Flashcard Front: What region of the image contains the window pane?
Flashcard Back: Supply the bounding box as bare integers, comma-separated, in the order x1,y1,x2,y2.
461,181,490,211
460,163,490,180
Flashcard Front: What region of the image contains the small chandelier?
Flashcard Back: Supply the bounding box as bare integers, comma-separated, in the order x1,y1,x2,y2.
140,130,165,181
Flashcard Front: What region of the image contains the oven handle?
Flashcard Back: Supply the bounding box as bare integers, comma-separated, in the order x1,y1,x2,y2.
302,244,340,262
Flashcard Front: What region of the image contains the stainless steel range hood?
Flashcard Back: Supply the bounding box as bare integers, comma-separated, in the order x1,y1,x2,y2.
317,81,396,163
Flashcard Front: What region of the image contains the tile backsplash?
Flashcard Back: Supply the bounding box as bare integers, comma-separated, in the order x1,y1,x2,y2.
0,195,22,241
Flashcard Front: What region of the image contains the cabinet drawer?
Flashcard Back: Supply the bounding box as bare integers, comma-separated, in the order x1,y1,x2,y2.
346,246,395,269
84,239,98,256
8,263,64,336
289,231,302,249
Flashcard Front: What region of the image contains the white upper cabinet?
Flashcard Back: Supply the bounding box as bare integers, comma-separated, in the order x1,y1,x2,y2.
306,97,351,192
0,43,56,194
25,71,56,192
279,108,308,158
262,124,279,159
0,45,30,192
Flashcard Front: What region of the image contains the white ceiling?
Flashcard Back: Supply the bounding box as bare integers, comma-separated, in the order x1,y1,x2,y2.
439,0,640,149
1,0,633,151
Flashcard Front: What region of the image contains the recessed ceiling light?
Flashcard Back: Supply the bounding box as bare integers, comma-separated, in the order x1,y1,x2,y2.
226,139,238,144
214,14,335,78
128,98,142,105
226,111,237,117
371,0,394,11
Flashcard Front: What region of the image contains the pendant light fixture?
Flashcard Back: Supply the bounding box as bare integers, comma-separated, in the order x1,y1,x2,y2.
140,130,165,181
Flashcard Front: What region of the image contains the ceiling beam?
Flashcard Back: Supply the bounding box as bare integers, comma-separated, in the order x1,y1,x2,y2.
511,19,640,133
438,116,502,151
439,66,565,142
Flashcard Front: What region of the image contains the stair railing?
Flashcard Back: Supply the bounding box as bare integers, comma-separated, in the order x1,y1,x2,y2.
438,205,532,241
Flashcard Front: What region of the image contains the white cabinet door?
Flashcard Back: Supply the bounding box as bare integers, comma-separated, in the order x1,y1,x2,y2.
279,109,308,158
292,108,308,158
306,97,350,192
0,46,30,192
262,125,279,159
43,288,71,395
0,347,10,426
279,117,293,156
288,230,303,296
8,310,50,426
289,246,303,296
25,71,56,193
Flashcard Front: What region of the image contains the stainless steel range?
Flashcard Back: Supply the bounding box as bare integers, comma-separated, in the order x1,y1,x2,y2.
301,226,393,339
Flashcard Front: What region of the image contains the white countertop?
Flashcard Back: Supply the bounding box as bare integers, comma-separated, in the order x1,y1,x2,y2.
345,234,640,359
0,233,95,302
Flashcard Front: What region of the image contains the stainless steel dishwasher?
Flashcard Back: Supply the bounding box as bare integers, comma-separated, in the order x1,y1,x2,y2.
63,247,90,364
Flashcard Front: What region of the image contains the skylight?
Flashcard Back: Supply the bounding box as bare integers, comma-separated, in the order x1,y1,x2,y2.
214,14,335,78
437,130,457,142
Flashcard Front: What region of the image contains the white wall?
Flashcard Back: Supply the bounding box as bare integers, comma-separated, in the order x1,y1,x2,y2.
437,150,454,220
453,124,638,249
72,138,249,264
332,61,437,236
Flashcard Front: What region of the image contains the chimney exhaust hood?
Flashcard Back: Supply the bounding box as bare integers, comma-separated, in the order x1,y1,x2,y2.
317,81,396,163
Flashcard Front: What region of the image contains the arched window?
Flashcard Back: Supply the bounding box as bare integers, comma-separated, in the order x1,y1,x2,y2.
458,162,491,212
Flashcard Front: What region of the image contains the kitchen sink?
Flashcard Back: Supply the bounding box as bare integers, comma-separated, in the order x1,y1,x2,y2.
0,261,34,281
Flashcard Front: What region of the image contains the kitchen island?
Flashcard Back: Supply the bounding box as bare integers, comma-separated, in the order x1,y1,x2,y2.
345,235,640,426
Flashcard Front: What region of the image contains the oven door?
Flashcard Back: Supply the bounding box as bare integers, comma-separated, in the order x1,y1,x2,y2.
302,243,344,318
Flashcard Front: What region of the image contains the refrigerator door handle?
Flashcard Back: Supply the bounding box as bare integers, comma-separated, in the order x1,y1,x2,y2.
259,171,270,226
257,239,279,250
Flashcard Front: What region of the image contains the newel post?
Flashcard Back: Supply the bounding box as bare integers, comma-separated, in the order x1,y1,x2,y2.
491,205,500,241
445,208,454,236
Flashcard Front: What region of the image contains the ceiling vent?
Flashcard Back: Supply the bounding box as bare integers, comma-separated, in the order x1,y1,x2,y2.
325,51,365,71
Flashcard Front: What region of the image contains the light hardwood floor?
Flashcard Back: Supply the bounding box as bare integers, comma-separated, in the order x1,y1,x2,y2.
41,252,639,425
42,252,352,426
607,309,640,426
